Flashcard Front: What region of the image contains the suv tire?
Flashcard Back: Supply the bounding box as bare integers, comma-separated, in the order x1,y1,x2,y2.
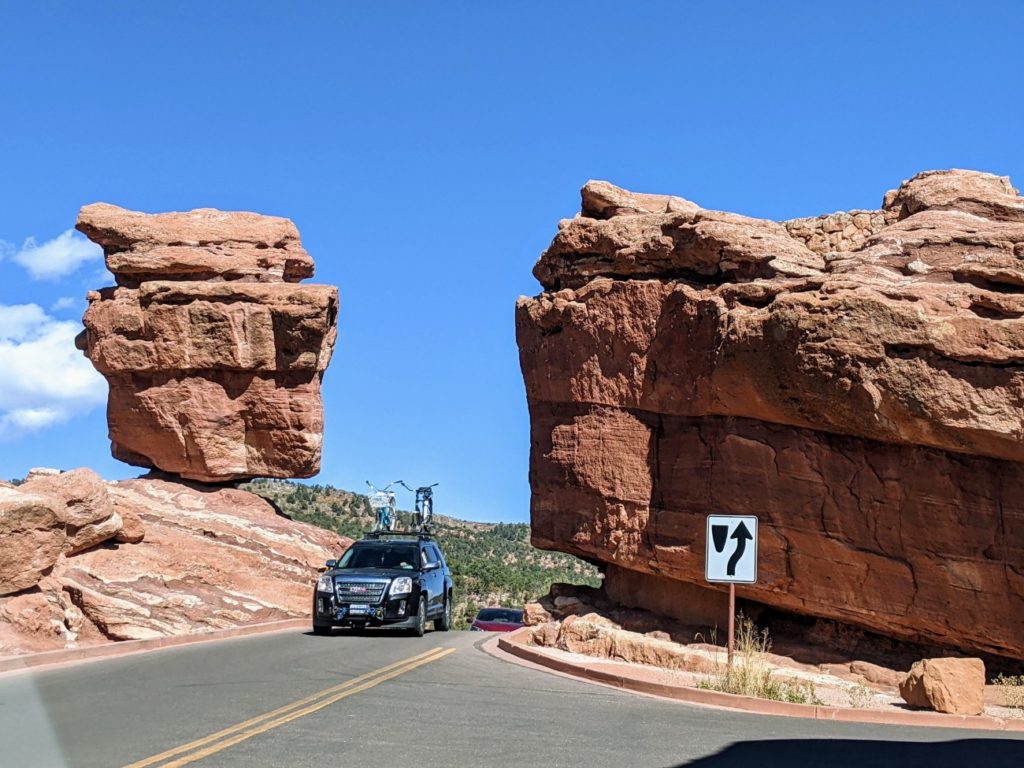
411,596,426,637
312,624,331,636
435,594,452,632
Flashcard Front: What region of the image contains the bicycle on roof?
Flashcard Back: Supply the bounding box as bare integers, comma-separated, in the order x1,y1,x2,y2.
398,481,438,532
365,480,400,532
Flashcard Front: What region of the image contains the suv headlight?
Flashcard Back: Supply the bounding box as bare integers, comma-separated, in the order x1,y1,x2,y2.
390,577,413,597
317,574,334,593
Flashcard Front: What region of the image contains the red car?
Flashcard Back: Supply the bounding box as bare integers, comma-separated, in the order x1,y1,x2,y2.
468,607,524,632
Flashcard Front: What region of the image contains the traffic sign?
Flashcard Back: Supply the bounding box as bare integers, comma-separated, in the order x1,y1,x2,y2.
705,515,758,584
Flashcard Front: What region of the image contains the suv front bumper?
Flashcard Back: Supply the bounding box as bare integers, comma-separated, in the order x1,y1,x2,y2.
313,592,418,628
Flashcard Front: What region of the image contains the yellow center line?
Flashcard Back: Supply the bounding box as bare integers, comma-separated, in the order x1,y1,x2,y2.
156,648,456,768
122,646,452,768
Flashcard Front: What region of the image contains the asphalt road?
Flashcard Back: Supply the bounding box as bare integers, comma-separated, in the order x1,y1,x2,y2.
1,627,1023,768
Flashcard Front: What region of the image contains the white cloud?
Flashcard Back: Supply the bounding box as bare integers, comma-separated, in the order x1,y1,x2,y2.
13,229,102,280
50,296,81,313
0,303,106,438
1,407,64,431
0,304,50,342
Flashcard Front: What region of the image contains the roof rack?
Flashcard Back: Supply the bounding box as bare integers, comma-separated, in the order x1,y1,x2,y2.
361,529,434,541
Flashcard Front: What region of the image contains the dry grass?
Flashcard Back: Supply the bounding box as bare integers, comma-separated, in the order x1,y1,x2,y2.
697,614,822,705
847,683,874,708
994,674,1024,709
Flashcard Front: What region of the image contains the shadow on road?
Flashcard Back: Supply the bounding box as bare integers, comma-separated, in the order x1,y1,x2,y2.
671,738,1024,767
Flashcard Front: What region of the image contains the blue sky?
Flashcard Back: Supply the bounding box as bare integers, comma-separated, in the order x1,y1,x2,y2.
0,2,1021,522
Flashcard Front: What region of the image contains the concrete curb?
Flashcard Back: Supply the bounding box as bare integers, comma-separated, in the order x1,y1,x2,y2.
0,618,308,676
496,628,1024,732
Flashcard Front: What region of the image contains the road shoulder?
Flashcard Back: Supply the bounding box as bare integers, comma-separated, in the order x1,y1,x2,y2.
488,628,1024,733
0,618,307,678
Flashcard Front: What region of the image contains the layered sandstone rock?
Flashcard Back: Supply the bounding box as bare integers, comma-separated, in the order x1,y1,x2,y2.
530,612,717,673
517,169,1024,660
76,203,338,482
76,203,315,286
0,473,349,655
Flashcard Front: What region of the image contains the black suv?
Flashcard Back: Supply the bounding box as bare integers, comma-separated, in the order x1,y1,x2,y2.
312,533,453,637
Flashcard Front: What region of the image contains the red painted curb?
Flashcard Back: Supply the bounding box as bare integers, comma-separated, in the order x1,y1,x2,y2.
496,630,1024,732
0,618,308,676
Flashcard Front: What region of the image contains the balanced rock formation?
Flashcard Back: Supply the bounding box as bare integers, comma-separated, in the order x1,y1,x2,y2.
517,170,1024,660
0,473,349,655
76,204,338,482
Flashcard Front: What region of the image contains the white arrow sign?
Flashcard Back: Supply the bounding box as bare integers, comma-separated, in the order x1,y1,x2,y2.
706,515,758,584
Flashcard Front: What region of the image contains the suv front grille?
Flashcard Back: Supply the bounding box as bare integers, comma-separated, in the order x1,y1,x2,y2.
334,580,389,604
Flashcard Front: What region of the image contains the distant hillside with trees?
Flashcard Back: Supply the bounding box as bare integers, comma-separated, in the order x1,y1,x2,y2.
244,479,600,628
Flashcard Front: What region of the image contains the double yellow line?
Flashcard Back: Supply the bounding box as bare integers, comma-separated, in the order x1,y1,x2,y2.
122,646,455,768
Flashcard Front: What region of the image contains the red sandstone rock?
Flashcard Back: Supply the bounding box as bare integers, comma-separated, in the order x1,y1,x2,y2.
523,601,553,626
544,613,714,672
900,658,986,715
113,500,145,544
580,180,700,219
0,487,64,596
850,661,904,690
22,468,122,555
76,204,338,482
0,474,349,655
529,621,560,647
77,203,315,285
0,593,65,642
884,169,1023,222
517,171,1024,660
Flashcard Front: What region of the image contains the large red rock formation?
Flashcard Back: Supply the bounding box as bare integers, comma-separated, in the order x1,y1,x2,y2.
0,472,349,655
76,203,338,482
517,170,1024,660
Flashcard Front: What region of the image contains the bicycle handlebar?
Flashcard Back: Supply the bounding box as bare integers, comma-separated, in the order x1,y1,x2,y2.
396,481,438,492
367,480,404,493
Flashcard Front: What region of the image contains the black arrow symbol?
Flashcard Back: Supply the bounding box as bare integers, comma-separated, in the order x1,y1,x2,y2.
727,521,753,576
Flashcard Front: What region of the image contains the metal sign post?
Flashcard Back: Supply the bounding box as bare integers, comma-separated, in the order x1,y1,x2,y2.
727,583,735,666
706,515,758,667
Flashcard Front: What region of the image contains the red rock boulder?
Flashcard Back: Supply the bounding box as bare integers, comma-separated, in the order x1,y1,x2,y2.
0,486,64,596
21,468,122,555
517,170,1024,660
899,657,986,715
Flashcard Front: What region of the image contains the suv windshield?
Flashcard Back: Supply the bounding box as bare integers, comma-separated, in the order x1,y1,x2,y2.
337,545,419,570
476,609,523,622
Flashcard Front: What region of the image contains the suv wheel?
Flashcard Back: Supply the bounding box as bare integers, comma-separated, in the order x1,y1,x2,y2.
411,596,426,637
435,594,452,632
312,624,331,636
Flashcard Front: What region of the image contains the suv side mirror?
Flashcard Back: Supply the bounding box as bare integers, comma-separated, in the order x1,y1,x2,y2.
423,561,440,571
325,559,336,569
